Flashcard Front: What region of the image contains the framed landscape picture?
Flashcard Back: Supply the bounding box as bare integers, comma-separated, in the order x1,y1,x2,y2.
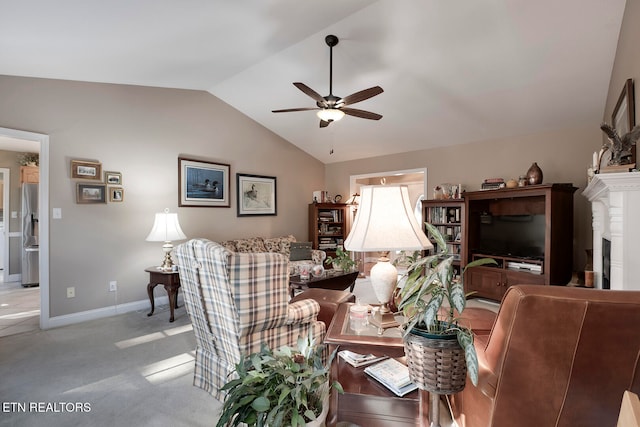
178,157,230,207
104,171,122,185
71,160,102,180
237,173,277,216
76,183,107,204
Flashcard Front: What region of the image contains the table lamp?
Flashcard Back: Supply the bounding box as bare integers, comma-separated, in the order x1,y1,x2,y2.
146,208,187,271
345,185,432,328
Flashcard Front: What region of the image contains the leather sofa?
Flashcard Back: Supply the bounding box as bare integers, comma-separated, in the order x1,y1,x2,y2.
452,285,640,427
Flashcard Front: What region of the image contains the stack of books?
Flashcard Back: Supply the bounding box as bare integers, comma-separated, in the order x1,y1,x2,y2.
481,178,505,190
338,350,388,368
364,358,418,396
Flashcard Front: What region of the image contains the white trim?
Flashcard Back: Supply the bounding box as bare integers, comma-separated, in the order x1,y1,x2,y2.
0,167,9,281
46,295,183,329
0,127,49,329
349,167,428,197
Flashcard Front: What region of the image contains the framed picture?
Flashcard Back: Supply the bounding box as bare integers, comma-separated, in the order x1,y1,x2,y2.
76,183,107,204
612,78,636,164
237,173,277,216
104,171,122,185
71,160,102,180
178,157,230,207
109,187,124,202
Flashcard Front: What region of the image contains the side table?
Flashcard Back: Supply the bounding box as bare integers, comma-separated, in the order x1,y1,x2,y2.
146,266,180,322
324,303,430,426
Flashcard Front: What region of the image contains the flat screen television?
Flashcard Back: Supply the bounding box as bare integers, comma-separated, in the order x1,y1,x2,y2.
474,213,545,260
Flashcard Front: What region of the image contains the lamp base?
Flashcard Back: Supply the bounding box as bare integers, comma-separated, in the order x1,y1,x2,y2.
159,243,175,271
369,309,399,329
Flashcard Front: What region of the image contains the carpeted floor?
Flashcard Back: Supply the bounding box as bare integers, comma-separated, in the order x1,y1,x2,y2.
0,304,220,426
0,277,490,426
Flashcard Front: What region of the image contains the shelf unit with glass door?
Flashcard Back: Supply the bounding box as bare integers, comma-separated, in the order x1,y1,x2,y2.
422,198,465,274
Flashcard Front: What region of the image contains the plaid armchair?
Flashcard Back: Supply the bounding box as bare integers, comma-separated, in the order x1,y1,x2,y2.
175,239,325,400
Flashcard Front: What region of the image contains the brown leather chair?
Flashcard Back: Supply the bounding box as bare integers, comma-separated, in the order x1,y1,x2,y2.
453,285,640,427
290,288,355,327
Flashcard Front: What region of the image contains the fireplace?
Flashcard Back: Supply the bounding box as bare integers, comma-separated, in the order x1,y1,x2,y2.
602,238,610,290
583,173,640,290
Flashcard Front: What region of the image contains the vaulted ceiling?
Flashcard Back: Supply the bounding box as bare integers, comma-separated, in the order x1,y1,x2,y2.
0,0,627,163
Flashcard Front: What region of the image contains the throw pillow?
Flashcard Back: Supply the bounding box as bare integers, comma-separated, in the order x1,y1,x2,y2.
289,242,312,261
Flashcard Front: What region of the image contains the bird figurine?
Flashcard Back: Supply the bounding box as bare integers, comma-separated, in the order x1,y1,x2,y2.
600,123,640,165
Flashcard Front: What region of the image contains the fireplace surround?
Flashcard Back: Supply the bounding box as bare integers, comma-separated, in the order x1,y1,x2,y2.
583,173,640,290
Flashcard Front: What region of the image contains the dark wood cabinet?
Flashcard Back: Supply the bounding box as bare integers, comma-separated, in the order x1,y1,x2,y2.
463,184,577,301
308,203,352,261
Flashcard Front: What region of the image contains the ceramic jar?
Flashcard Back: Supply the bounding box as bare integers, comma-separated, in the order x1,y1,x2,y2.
526,162,543,185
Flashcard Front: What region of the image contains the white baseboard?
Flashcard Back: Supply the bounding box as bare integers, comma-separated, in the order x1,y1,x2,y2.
44,294,184,330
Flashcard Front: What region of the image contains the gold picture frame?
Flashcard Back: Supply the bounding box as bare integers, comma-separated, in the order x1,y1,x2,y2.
109,187,124,202
104,171,122,185
71,160,102,180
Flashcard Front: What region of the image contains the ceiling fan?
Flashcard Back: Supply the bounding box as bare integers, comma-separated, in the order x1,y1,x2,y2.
272,34,383,128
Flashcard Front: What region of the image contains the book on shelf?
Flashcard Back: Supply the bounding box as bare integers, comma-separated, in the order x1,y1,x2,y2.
338,350,388,368
364,358,418,397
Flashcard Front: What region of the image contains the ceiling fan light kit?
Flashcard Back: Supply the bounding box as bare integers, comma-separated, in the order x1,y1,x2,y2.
272,34,383,128
316,108,345,122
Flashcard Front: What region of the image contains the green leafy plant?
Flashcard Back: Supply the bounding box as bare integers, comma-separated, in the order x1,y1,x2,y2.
398,222,496,386
216,333,343,427
17,152,39,166
325,246,356,271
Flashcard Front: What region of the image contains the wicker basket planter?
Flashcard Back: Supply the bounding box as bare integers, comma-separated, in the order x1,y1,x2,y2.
404,327,467,395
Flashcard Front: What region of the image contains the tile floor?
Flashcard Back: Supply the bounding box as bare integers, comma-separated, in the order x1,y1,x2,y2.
0,279,40,337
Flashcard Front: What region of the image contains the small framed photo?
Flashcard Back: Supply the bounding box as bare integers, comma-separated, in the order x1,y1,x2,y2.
109,187,124,202
76,183,107,204
105,171,122,185
71,160,102,180
237,173,277,216
178,157,230,207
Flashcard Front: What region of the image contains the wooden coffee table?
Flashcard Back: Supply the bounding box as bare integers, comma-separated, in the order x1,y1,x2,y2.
289,270,358,298
324,303,430,427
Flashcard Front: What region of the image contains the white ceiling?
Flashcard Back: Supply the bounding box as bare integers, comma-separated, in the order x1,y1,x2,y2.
0,0,627,163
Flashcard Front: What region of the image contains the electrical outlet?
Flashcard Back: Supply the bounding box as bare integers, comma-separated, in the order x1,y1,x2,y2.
109,281,117,292
67,287,75,298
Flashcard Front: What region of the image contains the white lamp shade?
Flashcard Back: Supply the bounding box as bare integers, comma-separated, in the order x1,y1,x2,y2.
146,210,187,242
344,185,432,252
317,108,345,122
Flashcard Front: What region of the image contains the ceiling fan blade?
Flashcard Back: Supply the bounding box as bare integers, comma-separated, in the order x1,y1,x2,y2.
293,82,327,106
339,86,383,106
342,107,382,120
319,120,331,128
272,107,320,113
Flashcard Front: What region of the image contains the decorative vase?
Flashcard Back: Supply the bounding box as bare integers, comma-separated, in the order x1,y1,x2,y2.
526,162,543,185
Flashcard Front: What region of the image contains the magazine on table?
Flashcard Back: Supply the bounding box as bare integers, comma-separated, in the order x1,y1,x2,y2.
338,350,388,368
364,358,418,397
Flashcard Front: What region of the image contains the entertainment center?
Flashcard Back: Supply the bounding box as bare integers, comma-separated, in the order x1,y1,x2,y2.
456,183,576,301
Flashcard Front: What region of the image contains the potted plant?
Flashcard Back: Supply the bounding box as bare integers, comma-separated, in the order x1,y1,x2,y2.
216,333,342,427
397,223,495,394
325,246,356,272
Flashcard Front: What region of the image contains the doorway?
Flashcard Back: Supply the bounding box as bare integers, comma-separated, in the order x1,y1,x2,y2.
0,127,49,333
349,168,427,276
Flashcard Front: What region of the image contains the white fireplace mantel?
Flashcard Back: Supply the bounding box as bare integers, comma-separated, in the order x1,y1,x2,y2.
583,172,640,290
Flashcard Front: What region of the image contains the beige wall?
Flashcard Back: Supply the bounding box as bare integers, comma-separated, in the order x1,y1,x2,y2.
0,75,324,317
326,124,600,272
605,0,639,127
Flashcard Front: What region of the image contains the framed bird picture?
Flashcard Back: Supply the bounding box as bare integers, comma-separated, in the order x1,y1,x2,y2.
612,78,636,165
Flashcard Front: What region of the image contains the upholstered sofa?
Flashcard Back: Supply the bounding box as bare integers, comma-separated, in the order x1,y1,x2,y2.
452,285,640,427
175,239,325,400
219,235,326,275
